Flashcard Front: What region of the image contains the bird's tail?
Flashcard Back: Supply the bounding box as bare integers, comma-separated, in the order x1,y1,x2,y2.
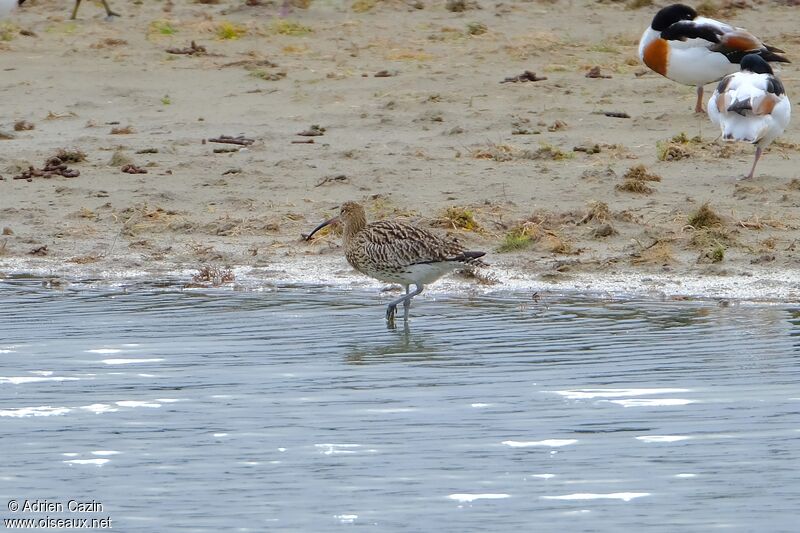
727,98,753,116
450,250,487,267
760,46,790,64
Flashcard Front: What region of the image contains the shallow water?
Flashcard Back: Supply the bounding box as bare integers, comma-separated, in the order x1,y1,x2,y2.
1,277,799,532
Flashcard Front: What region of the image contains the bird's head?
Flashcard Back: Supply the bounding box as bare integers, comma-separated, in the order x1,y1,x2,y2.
338,202,366,224
304,202,367,241
740,54,773,75
651,4,697,31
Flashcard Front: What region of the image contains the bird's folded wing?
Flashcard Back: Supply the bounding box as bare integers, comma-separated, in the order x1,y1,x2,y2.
709,31,789,63
359,224,464,268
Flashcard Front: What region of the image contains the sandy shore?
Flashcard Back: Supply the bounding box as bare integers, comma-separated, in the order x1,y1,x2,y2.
1,0,798,299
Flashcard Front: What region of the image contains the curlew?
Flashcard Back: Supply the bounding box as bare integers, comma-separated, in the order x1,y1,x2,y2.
638,3,788,113
305,202,486,323
708,54,791,180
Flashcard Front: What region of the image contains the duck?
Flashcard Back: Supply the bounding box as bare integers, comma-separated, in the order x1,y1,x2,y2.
638,3,788,113
305,202,486,324
708,54,791,180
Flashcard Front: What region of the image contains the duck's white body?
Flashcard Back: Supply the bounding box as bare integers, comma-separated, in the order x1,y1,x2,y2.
709,72,790,147
638,19,740,86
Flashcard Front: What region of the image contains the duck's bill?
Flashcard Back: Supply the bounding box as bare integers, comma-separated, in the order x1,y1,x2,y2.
303,217,337,241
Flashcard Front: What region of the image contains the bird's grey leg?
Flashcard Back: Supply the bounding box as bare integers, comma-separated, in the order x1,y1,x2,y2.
742,146,763,180
402,285,411,321
71,0,119,20
385,284,423,322
694,85,704,114
402,285,424,322
102,0,120,18
385,291,401,322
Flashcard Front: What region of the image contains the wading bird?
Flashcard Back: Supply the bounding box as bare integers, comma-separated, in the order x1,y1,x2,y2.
305,202,486,324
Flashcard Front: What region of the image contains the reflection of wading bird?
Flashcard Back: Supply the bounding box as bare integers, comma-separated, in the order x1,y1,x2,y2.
305,202,486,324
708,54,791,180
639,3,788,113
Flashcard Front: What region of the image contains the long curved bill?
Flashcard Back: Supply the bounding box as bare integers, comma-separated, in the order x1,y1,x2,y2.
304,216,338,241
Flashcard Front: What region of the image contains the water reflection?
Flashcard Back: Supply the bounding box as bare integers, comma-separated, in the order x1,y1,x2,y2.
344,328,443,365
2,277,800,532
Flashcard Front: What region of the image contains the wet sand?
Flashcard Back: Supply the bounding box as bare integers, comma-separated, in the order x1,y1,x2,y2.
1,0,798,299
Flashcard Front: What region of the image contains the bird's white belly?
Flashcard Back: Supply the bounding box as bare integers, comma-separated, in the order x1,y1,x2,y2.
366,261,460,287
667,46,738,86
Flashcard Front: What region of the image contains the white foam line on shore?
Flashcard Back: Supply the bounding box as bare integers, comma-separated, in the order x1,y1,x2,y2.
3,256,800,301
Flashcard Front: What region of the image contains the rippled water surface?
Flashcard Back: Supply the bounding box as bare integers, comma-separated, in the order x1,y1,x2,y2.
2,278,800,532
